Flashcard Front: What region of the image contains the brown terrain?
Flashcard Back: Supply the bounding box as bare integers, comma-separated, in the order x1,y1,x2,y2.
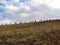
0,20,60,45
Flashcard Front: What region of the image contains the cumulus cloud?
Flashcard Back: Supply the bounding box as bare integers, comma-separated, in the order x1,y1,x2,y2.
0,18,12,25
47,0,60,9
5,5,19,12
0,0,60,24
20,13,30,18
19,3,31,11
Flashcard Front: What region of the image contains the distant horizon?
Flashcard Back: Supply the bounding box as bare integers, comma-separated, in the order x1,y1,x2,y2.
0,18,60,25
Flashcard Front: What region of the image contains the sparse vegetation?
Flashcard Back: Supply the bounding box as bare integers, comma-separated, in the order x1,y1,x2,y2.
0,20,60,45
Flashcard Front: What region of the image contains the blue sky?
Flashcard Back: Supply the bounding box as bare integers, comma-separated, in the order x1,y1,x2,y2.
0,0,60,24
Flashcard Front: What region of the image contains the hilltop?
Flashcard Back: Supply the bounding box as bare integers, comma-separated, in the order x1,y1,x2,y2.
0,20,60,45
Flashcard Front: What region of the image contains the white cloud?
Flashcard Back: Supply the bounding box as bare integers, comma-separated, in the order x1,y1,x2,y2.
47,0,60,9
19,3,31,11
12,0,19,2
19,13,29,18
27,0,60,9
5,5,19,12
0,18,12,25
27,0,51,7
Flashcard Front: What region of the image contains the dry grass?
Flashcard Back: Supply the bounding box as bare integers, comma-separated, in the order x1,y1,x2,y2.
0,20,60,45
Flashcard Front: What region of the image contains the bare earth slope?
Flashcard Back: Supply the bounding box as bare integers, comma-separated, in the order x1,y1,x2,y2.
0,20,60,45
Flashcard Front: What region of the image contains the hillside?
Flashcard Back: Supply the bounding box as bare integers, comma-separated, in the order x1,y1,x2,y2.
0,20,60,45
